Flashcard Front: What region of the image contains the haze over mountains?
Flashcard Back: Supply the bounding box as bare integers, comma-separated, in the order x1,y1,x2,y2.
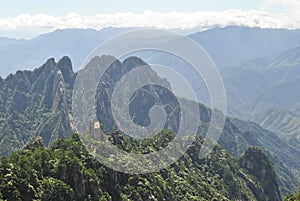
1,25,300,151
2,26,300,77
0,53,299,196
0,27,134,76
0,26,300,199
2,26,300,131
222,44,300,139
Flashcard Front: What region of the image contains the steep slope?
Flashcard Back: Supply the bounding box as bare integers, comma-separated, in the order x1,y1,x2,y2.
89,56,299,195
138,27,300,109
0,55,298,196
0,132,282,201
202,111,300,196
0,56,75,155
228,118,300,195
239,147,281,201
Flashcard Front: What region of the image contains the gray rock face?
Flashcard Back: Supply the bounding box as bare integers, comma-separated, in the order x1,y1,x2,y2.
0,56,76,155
240,147,282,201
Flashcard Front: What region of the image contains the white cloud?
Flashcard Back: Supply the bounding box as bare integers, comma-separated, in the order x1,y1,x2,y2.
0,9,300,38
262,0,300,27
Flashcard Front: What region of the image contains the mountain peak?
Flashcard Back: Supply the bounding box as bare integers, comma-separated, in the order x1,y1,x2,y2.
240,147,282,201
45,58,56,66
122,56,147,66
57,56,75,87
58,56,72,68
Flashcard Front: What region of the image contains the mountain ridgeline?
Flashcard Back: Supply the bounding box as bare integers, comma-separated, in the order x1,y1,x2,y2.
2,26,300,77
221,44,300,141
0,55,296,199
1,27,300,147
92,55,300,196
0,56,76,155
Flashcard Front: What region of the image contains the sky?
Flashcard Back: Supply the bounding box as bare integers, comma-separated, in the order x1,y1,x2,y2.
0,0,265,17
1,0,300,38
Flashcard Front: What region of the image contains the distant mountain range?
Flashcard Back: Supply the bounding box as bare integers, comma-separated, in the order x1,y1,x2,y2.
1,26,300,196
0,27,134,76
190,27,300,68
1,26,300,77
222,44,300,141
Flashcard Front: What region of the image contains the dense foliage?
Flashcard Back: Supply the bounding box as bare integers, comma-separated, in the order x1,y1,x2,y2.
0,132,282,201
0,56,75,156
0,55,298,197
285,188,300,201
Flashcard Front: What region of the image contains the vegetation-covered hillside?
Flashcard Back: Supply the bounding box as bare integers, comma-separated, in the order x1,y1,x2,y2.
0,132,282,201
0,56,298,197
0,56,75,155
285,188,300,201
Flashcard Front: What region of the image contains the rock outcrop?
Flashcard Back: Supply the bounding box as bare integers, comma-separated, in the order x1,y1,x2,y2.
240,147,282,201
